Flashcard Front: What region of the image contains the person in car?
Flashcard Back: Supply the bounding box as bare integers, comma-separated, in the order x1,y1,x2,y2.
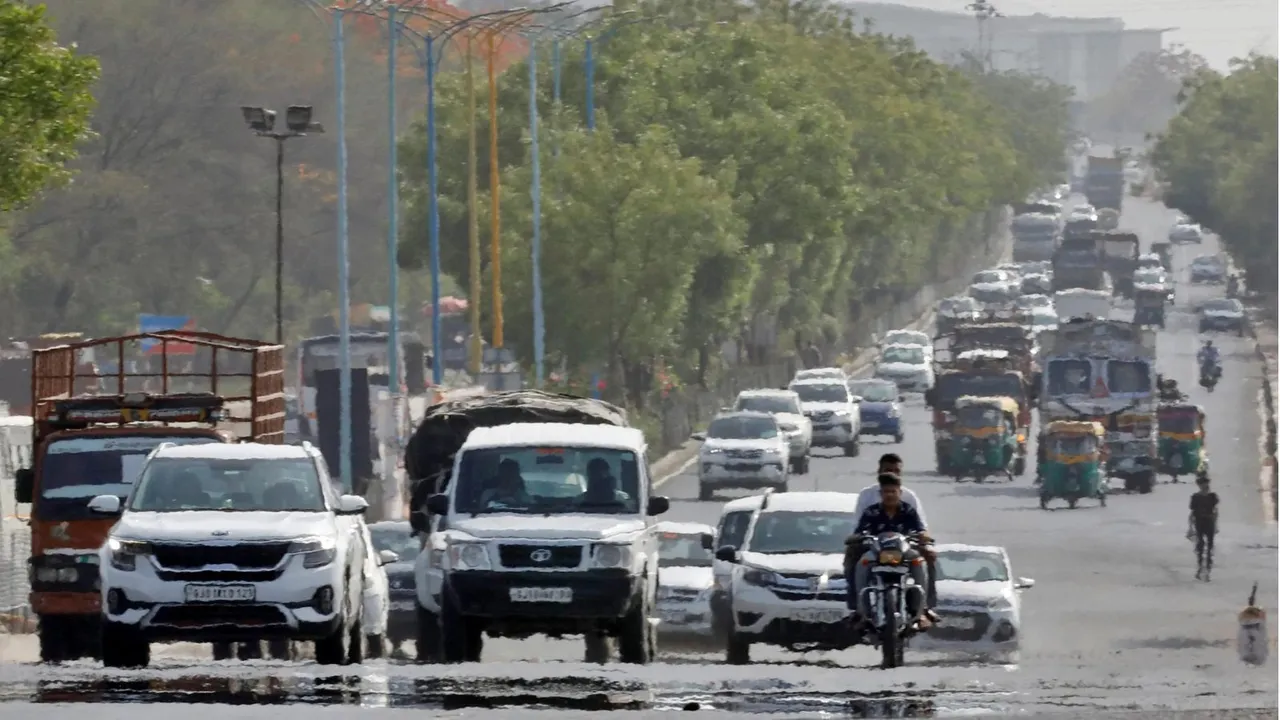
479,458,533,508
581,457,629,506
846,473,933,628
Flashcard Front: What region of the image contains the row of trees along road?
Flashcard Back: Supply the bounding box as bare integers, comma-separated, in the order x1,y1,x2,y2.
1150,54,1278,296
397,0,1072,411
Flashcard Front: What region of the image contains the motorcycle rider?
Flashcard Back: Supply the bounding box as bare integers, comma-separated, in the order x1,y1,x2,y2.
846,473,932,629
1197,340,1221,379
854,453,938,620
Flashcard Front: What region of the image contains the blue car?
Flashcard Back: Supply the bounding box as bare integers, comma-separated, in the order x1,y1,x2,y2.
848,378,905,443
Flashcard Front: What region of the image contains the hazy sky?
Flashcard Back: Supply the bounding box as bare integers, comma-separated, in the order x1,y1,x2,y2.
891,0,1278,70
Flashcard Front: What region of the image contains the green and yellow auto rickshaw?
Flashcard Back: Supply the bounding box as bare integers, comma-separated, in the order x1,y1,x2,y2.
1157,402,1208,482
1039,420,1108,509
948,396,1020,482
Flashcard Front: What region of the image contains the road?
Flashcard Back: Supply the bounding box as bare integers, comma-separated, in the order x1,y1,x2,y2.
0,197,1274,717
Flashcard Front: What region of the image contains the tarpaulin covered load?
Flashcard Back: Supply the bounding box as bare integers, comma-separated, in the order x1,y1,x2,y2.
404,390,628,497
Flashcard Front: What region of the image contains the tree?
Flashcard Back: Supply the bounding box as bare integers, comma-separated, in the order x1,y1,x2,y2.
0,1,97,211
1151,54,1277,293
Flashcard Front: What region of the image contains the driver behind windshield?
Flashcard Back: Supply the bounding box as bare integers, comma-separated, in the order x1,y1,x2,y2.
479,458,533,509
581,457,630,506
846,473,930,628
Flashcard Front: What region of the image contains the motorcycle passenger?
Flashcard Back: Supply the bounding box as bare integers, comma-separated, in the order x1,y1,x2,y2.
854,453,938,621
1187,476,1219,580
846,473,932,628
1197,340,1221,375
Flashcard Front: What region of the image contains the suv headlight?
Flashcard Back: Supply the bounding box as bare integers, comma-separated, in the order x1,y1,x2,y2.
833,409,852,417
742,568,781,587
290,536,337,569
988,595,1013,611
590,543,632,569
702,447,726,455
447,542,491,571
107,538,152,572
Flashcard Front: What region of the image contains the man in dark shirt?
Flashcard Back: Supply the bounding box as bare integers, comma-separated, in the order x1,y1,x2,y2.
1187,476,1218,580
846,473,930,626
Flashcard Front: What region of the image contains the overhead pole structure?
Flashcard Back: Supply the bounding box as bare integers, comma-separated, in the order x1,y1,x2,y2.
545,7,616,155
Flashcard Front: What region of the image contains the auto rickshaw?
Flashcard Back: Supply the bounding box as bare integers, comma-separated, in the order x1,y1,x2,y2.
948,396,1021,482
1157,402,1209,482
1038,420,1108,509
1133,287,1166,328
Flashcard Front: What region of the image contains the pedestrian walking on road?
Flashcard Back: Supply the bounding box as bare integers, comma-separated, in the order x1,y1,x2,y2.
1187,476,1218,581
802,340,822,369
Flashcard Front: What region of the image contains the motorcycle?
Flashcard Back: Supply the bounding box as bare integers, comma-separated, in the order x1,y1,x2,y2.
857,531,928,669
1198,360,1222,392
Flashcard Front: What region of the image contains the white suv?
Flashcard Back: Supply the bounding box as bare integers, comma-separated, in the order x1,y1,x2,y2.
421,422,669,664
732,389,812,474
92,442,370,668
694,412,789,501
788,378,861,456
714,490,860,664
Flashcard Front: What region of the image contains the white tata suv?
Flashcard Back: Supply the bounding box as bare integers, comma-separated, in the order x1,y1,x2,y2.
788,378,861,456
732,389,812,474
715,490,860,664
93,442,370,668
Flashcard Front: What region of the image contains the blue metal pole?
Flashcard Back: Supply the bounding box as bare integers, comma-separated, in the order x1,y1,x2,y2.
387,6,401,397
335,8,353,493
529,38,545,388
552,38,561,157
426,35,443,387
584,38,595,131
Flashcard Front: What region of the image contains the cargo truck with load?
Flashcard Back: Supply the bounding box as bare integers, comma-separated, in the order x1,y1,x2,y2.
1053,234,1107,291
1097,230,1140,298
1085,155,1125,211
11,331,285,663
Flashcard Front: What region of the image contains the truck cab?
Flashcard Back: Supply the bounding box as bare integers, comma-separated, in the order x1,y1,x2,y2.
12,331,285,662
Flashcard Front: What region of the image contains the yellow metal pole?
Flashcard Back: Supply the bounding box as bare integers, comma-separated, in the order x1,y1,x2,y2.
466,37,482,377
487,32,504,350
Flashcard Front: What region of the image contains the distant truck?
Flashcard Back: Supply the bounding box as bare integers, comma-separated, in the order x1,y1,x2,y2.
1085,155,1125,211
1052,235,1106,291
1011,213,1061,262
1097,230,1140,298
13,331,285,663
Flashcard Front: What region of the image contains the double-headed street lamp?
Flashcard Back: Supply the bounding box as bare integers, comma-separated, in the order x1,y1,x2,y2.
240,105,325,346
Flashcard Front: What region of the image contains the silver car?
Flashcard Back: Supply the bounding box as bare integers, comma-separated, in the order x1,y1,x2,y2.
654,522,717,646
693,412,789,501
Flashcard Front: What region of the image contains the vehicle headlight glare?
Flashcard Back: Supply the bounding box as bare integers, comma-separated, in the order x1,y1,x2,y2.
591,543,630,569
743,568,780,587
448,543,491,570
107,537,151,572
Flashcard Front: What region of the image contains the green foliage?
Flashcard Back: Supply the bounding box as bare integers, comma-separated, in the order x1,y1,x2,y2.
0,1,97,211
397,0,1069,395
1150,54,1278,293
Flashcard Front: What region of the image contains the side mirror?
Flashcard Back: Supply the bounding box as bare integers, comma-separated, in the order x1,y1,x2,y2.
646,496,670,516
14,468,32,504
378,549,399,565
88,494,122,514
715,545,739,563
700,533,715,550
851,395,862,404
337,494,369,515
898,395,906,403
690,432,706,441
1015,577,1035,590
425,493,450,516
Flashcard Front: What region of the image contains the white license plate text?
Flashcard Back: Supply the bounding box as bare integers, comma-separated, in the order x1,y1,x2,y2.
509,587,573,603
184,584,255,603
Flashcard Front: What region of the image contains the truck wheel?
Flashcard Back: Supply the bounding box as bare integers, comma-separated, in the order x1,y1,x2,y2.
237,641,264,661
267,639,294,661
101,621,150,669
38,617,66,663
617,591,653,665
726,632,751,665
212,642,234,661
365,634,385,659
698,483,714,502
584,632,611,664
416,606,442,663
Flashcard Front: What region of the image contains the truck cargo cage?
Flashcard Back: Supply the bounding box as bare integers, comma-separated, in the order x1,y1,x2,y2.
31,331,286,445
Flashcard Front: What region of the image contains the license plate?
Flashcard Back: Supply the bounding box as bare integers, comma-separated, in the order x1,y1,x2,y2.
790,608,846,624
659,609,687,623
509,587,572,603
863,421,879,428
391,600,415,611
725,463,760,471
938,616,976,630
184,584,255,603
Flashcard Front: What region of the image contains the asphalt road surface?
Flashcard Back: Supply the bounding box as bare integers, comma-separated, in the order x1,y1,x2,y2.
0,196,1274,718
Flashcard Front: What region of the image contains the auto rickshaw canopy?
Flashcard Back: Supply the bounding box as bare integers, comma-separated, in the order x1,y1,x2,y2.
955,395,1019,415
1044,420,1106,437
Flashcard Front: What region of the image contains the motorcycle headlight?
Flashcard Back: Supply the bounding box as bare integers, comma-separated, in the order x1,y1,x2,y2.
742,568,781,587
447,542,492,571
591,543,632,569
878,550,902,565
290,536,338,569
107,537,152,572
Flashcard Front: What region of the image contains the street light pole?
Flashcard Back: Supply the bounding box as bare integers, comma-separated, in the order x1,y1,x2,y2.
334,7,353,493
386,5,401,395
528,38,544,387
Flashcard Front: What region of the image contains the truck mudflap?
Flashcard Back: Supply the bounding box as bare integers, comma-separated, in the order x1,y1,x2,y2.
31,590,101,615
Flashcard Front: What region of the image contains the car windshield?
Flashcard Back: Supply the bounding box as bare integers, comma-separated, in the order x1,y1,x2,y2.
1049,434,1097,455
1135,269,1163,282
884,332,925,346
370,524,419,560
1159,412,1199,433
791,384,848,403
736,395,800,415
1107,360,1151,394
40,436,222,501
881,347,925,365
1193,256,1222,267
973,271,1003,284
795,368,844,381
708,416,778,440
658,532,714,568
1016,295,1051,308
956,405,1004,428
746,511,855,555
936,550,1009,582
454,446,641,515
130,457,326,512
1046,359,1093,396
1203,299,1239,312
849,382,896,402
970,286,1010,304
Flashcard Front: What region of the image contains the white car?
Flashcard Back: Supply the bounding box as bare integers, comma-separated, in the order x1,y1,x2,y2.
93,442,371,668
733,389,813,474
1198,298,1246,335
695,411,790,500
716,490,858,664
1169,222,1203,244
1136,253,1162,271
880,329,931,354
915,543,1033,661
1025,307,1058,337
357,518,396,658
654,521,716,644
1133,267,1174,302
1015,293,1052,311
874,343,934,393
788,378,861,456
709,495,765,642
368,520,419,655
421,422,668,664
969,270,1019,307
1070,204,1097,220
793,366,849,384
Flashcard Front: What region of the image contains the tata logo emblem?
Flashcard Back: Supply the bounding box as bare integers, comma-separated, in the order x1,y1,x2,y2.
211,530,229,537
530,549,552,563
808,573,829,592
51,522,71,541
